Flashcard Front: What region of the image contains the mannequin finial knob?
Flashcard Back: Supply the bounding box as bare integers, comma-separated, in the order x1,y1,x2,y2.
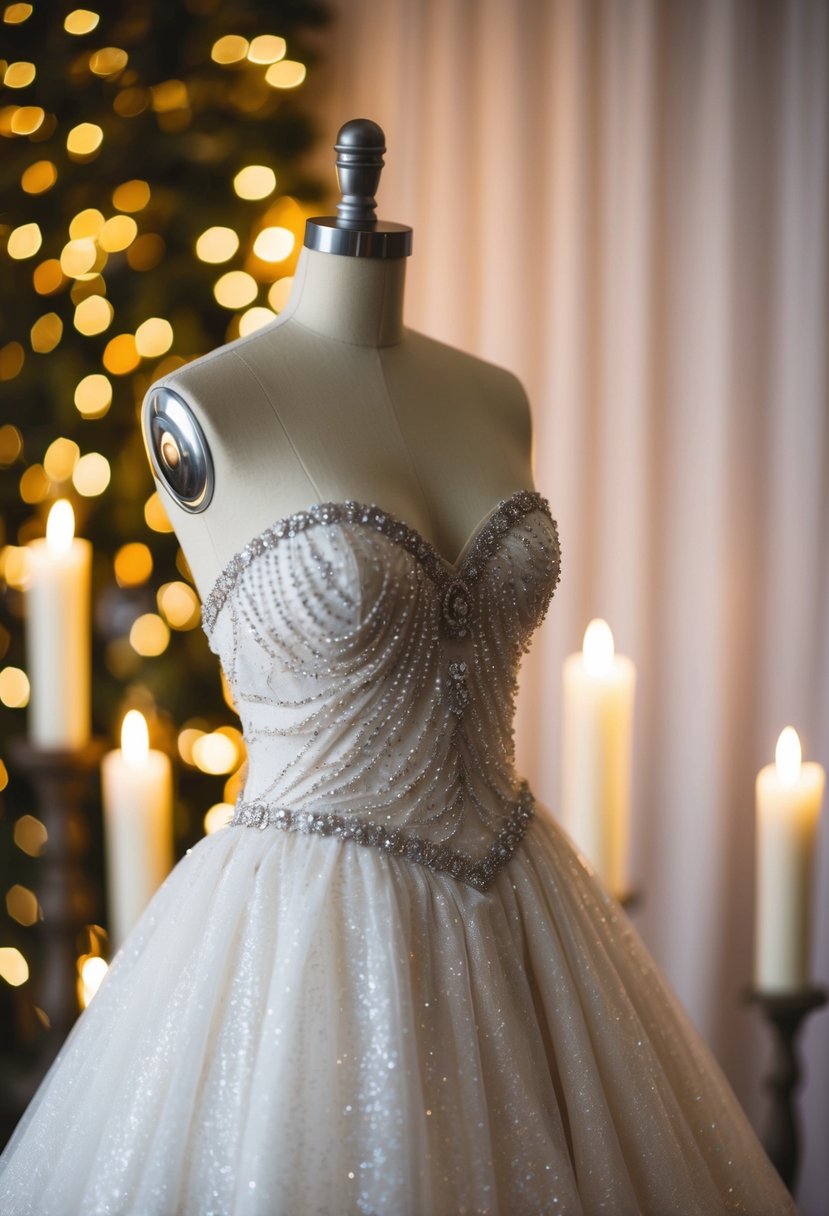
334,119,386,225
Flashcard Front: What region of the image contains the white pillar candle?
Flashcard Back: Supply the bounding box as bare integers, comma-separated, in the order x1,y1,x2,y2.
562,619,636,898
25,499,91,750
755,727,824,992
102,710,174,950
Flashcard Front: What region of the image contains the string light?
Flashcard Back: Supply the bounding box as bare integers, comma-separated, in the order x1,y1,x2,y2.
4,62,36,88
114,542,153,587
0,425,23,464
247,35,287,64
13,814,47,856
18,464,49,504
0,342,25,380
265,60,307,89
210,35,249,64
6,884,40,926
66,121,103,158
44,436,80,481
11,106,45,135
99,214,137,252
74,294,113,335
144,492,173,533
33,259,66,295
102,333,140,374
238,307,276,336
213,270,257,309
129,613,170,656
60,238,97,278
252,226,294,262
195,226,239,264
204,804,233,835
89,47,128,77
157,580,199,629
112,179,150,212
0,947,29,987
0,667,30,708
68,208,105,239
268,277,294,312
4,4,34,23
72,451,111,496
233,164,276,200
20,160,57,193
30,312,63,353
64,9,100,35
74,373,112,418
7,222,42,259
134,317,173,358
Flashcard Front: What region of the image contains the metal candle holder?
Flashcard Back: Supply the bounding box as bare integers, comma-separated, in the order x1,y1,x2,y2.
746,984,828,1193
4,736,106,1107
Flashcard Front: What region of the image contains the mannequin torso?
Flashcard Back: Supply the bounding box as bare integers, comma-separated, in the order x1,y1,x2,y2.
142,246,535,602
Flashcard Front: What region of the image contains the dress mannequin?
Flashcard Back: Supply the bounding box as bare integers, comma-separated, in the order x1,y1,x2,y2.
141,119,534,601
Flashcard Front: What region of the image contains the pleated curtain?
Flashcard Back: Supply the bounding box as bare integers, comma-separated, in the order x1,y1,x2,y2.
312,2,829,1208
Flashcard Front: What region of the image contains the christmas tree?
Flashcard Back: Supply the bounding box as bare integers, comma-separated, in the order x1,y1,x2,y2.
0,0,329,1086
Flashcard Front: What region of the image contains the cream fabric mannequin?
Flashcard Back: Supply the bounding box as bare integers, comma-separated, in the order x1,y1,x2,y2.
141,244,535,602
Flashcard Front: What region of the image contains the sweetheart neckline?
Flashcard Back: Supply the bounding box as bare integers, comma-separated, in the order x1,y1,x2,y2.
200,487,556,636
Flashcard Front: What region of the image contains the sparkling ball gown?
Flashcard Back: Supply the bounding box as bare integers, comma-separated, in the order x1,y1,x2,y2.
0,488,796,1215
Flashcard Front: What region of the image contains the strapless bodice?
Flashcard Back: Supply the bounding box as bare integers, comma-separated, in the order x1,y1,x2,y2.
201,488,561,888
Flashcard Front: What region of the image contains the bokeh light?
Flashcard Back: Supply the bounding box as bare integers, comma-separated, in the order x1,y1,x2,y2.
233,165,276,200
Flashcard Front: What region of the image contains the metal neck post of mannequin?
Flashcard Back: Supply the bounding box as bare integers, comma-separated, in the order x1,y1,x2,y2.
304,118,413,260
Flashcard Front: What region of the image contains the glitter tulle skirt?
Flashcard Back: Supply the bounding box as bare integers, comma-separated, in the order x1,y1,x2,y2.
0,802,794,1216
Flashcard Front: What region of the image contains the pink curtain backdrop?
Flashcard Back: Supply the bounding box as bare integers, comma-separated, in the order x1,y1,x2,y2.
309,1,829,1209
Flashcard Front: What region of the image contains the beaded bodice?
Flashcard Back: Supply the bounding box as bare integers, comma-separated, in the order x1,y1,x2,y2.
201,488,561,889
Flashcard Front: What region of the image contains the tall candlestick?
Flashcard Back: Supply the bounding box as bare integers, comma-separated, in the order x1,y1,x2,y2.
25,499,91,750
102,710,174,950
562,619,636,898
755,727,824,991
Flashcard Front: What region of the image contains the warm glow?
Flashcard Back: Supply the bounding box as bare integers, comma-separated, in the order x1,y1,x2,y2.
99,214,138,252
583,618,615,677
21,159,57,194
214,270,257,309
66,122,103,157
0,341,24,380
11,106,44,135
211,35,249,64
74,373,112,418
238,307,276,337
775,727,802,787
129,613,170,656
46,499,75,553
74,294,113,335
121,709,149,765
157,580,200,629
177,726,204,766
69,208,105,239
0,666,30,708
7,222,42,260
6,884,39,926
44,437,80,481
267,277,294,312
4,61,35,88
4,4,34,23
64,9,100,34
1,545,29,589
33,259,65,294
30,312,63,353
0,424,22,464
253,226,294,262
112,179,150,212
72,452,110,497
192,731,239,775
135,317,173,358
144,492,173,533
13,814,47,857
103,333,140,374
19,464,48,504
233,164,276,200
60,237,97,278
265,60,306,89
195,226,239,264
114,542,153,587
247,34,287,64
79,955,108,1007
204,803,233,834
89,47,128,77
0,947,29,987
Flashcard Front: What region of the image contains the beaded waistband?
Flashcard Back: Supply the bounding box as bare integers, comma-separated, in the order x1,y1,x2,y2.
230,781,535,892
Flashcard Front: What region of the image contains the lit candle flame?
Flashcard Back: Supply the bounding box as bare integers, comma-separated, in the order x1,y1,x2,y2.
775,726,802,787
45,499,75,554
583,618,614,677
121,709,149,767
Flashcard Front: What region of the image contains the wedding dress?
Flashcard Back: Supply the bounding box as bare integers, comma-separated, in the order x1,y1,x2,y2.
0,487,796,1215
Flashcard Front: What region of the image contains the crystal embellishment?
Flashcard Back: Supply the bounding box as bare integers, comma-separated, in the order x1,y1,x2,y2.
230,780,536,891
201,488,559,637
446,660,470,717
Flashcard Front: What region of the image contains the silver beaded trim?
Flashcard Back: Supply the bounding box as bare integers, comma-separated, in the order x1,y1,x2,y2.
230,780,536,892
201,489,558,637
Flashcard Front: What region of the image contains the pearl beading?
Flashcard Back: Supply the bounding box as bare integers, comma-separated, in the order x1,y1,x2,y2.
231,779,536,891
